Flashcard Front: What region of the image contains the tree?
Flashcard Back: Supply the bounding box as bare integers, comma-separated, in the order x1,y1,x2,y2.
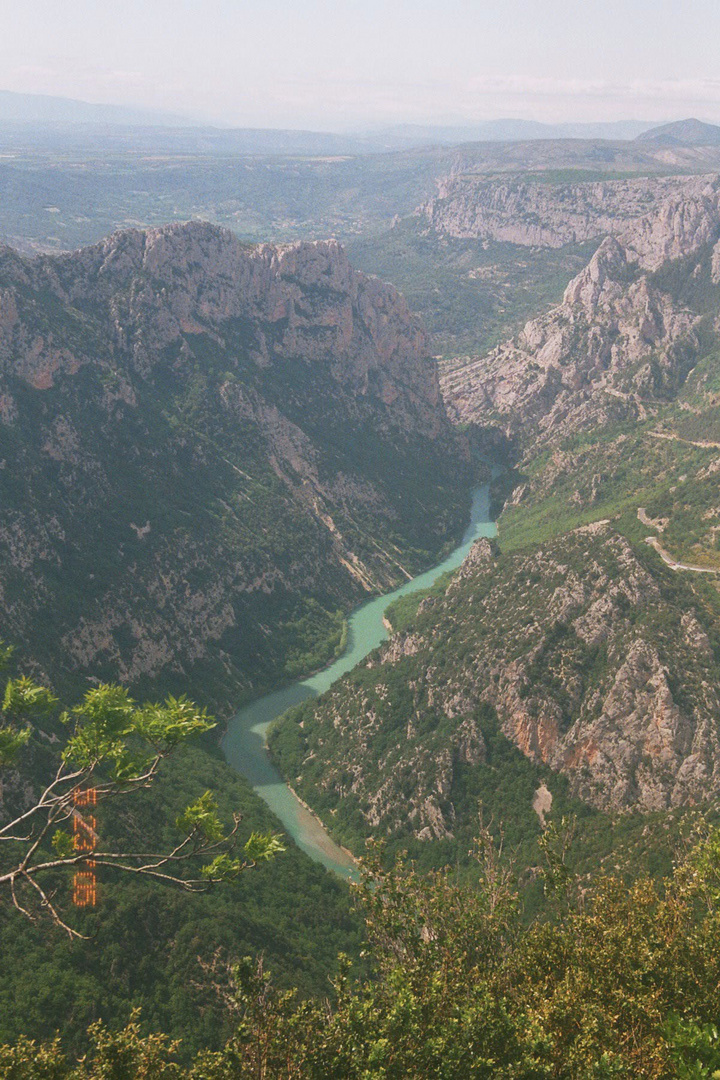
0,646,284,938
3,824,720,1076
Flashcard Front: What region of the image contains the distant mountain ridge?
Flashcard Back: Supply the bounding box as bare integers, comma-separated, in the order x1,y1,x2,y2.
0,89,188,127
0,90,661,155
377,118,658,145
636,118,720,146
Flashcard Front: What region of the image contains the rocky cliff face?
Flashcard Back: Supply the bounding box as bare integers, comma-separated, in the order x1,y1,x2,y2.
440,180,720,446
0,222,470,706
0,223,440,424
420,173,720,253
271,525,720,838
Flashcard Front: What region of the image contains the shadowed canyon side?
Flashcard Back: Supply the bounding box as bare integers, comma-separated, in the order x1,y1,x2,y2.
0,221,471,706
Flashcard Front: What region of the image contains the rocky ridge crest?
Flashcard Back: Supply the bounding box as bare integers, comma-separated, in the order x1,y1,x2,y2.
0,222,441,431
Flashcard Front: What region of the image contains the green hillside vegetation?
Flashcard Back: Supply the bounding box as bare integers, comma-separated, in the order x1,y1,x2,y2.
348,219,597,354
0,746,360,1057
269,524,720,892
1,355,353,707
497,404,720,569
4,827,720,1077
0,660,360,1057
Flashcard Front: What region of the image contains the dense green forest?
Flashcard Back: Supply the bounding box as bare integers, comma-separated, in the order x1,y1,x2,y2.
0,746,362,1057
0,667,360,1057
4,826,720,1077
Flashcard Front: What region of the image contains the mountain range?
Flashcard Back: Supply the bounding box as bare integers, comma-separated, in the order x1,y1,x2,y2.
0,89,188,127
0,89,663,147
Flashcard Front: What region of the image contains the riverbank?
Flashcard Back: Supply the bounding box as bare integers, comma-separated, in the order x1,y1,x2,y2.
221,482,497,880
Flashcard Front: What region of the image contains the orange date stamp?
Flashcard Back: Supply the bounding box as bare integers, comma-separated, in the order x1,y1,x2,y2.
72,787,98,907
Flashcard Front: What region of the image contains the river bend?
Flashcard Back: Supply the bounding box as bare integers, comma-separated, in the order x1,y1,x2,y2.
221,483,497,879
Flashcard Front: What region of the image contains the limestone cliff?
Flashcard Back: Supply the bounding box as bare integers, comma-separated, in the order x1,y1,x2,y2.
420,173,720,255
440,180,720,446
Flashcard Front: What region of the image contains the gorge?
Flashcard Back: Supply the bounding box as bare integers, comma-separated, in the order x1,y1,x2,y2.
222,482,497,876
4,120,720,1073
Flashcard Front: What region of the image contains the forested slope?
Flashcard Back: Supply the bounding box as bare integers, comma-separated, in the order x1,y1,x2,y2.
0,221,470,710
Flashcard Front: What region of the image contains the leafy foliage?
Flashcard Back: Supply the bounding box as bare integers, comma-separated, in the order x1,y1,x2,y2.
4,826,720,1077
0,667,283,942
0,669,360,1057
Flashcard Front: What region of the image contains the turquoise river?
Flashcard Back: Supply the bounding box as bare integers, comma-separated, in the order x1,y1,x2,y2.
222,483,497,880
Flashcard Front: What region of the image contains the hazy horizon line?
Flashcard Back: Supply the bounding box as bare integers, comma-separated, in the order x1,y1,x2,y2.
0,87,715,138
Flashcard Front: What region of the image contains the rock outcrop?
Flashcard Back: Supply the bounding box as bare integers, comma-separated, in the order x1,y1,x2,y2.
420,173,720,255
0,223,442,427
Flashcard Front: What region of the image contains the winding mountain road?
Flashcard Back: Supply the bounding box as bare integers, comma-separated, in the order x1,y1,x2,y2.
638,506,719,573
647,431,720,450
644,534,719,574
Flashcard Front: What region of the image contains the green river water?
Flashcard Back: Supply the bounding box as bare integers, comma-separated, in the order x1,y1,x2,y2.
221,483,497,880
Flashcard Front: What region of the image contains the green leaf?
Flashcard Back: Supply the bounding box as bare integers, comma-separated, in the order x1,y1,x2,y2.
200,853,245,881
71,684,135,735
176,791,225,843
132,695,215,749
243,831,286,862
2,677,57,719
63,684,136,769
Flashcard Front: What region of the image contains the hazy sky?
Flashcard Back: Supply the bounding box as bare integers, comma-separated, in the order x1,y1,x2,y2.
2,0,720,130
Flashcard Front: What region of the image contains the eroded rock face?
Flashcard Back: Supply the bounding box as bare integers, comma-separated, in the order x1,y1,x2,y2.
273,526,720,836
452,530,720,812
0,224,442,428
0,222,469,704
625,181,720,269
440,183,720,446
420,173,720,259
